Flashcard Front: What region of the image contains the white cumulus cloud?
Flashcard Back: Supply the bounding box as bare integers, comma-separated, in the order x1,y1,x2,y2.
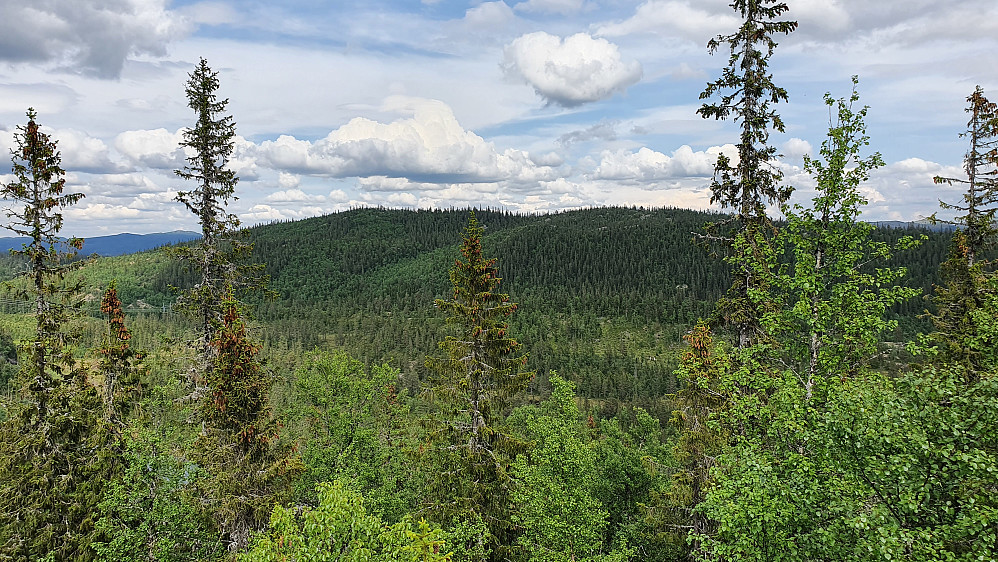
114,128,185,170
258,96,560,184
51,128,122,173
592,144,736,181
781,138,813,161
503,32,642,107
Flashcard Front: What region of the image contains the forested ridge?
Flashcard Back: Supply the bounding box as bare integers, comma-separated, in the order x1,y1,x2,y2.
0,206,952,414
2,1,997,560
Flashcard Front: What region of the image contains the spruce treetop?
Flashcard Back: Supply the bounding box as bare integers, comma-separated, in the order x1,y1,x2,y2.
698,0,797,218
175,57,240,246
933,86,998,266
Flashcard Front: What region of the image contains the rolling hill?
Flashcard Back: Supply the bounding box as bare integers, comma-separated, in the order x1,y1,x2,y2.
13,206,949,419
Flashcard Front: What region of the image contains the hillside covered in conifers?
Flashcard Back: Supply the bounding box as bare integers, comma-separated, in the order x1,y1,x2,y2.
2,205,952,419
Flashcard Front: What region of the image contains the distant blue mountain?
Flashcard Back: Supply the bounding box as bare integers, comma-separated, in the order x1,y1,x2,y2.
0,231,201,257
871,220,958,232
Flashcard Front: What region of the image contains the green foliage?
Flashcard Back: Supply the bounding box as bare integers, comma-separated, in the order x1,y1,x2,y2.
818,367,998,561
96,281,144,425
776,78,920,390
0,367,115,561
922,231,998,377
656,321,730,559
276,351,420,521
93,432,223,562
241,480,452,562
511,375,633,562
0,331,17,389
423,212,532,558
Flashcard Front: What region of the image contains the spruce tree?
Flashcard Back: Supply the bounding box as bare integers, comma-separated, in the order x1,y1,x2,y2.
194,288,297,552
0,109,108,560
173,57,251,367
932,87,998,265
928,87,998,376
659,321,729,560
697,0,797,348
97,281,144,426
172,58,294,554
425,211,532,560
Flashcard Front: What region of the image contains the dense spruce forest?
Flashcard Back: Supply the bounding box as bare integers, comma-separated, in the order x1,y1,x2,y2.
0,206,952,418
2,1,997,561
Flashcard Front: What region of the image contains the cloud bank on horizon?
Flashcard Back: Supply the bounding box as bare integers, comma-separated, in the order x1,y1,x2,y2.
0,0,994,236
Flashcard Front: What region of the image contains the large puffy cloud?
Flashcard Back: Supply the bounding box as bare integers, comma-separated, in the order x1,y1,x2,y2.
0,0,189,78
114,128,185,170
51,129,123,173
592,144,736,181
502,32,642,107
258,96,560,184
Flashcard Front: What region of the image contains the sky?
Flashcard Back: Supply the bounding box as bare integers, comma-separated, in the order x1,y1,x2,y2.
0,0,996,237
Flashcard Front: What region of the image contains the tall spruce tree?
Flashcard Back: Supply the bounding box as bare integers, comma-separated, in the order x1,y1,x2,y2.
173,58,294,554
173,57,251,365
425,211,532,561
0,109,109,560
932,87,998,265
697,0,797,348
927,87,998,376
0,109,84,377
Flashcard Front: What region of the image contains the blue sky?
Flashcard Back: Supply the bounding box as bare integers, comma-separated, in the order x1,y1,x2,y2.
0,0,996,236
